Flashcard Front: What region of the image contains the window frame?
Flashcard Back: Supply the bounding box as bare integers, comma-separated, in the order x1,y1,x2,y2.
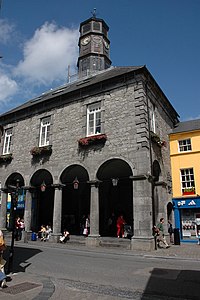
149,104,156,133
178,138,192,152
3,128,12,154
86,102,101,137
180,168,195,193
39,116,51,147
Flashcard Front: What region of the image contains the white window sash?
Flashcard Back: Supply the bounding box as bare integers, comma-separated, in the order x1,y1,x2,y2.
180,168,195,192
39,118,50,146
87,103,101,136
3,129,12,154
178,139,192,152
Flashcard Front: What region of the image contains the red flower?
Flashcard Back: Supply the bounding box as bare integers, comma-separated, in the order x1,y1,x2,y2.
78,134,107,146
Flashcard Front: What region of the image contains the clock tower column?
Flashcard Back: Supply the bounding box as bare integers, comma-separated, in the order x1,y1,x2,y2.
77,16,111,78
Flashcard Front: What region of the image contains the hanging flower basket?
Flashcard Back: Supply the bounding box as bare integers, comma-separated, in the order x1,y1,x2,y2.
150,131,166,147
182,187,195,196
78,134,107,147
30,145,52,156
0,153,13,163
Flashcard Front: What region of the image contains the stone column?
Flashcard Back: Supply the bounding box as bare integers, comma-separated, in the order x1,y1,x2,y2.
0,190,8,230
24,189,32,232
130,174,154,251
52,185,62,242
23,188,33,242
86,181,100,247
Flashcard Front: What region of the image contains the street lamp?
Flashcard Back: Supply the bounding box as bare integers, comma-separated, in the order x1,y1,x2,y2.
7,179,20,274
40,181,46,192
112,178,119,187
73,177,79,190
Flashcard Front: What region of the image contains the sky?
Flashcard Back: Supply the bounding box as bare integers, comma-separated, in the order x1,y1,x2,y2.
0,0,199,121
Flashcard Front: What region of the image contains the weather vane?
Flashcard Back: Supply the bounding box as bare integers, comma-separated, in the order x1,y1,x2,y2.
91,8,97,18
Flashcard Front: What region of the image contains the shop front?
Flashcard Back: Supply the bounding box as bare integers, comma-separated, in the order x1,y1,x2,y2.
173,196,200,243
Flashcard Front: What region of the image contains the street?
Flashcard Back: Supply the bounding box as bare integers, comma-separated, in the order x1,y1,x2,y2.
1,242,200,299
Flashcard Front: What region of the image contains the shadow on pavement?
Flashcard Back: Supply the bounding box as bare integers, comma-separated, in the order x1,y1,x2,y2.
3,246,42,274
141,268,200,299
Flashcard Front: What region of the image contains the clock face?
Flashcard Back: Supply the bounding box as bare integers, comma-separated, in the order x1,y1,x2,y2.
81,36,91,46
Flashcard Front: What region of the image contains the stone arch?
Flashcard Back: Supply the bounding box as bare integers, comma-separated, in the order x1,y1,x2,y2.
167,202,173,222
60,164,90,234
5,172,25,229
30,169,54,231
96,158,133,237
5,172,24,188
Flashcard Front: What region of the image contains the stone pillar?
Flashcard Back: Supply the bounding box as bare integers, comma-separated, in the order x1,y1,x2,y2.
0,190,8,230
130,175,154,251
52,185,62,242
24,190,32,231
86,181,100,247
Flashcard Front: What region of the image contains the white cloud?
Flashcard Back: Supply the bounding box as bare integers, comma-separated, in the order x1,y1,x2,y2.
14,22,79,86
0,19,15,45
0,72,18,103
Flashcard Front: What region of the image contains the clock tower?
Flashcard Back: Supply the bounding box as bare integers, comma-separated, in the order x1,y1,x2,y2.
77,15,111,78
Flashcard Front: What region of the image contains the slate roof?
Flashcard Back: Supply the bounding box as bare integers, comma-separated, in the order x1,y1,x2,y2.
0,65,179,122
0,66,143,117
172,119,200,134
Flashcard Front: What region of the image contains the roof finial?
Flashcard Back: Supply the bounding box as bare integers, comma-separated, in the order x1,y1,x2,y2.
91,8,97,18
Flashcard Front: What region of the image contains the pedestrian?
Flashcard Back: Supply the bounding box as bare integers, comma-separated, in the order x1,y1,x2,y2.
15,217,21,241
39,225,47,241
0,230,7,288
18,218,25,240
45,225,52,241
116,215,126,238
83,215,90,237
108,212,116,237
60,229,70,243
80,215,86,235
156,218,170,249
168,220,174,244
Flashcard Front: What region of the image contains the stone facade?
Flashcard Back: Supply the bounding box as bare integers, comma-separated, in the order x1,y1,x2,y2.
0,66,178,250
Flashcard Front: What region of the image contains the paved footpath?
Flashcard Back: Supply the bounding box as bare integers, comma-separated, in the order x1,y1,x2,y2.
0,239,199,299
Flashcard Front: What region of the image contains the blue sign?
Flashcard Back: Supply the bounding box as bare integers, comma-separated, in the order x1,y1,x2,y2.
173,197,200,209
7,190,25,210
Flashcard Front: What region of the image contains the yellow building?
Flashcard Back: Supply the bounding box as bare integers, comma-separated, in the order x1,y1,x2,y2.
169,119,200,242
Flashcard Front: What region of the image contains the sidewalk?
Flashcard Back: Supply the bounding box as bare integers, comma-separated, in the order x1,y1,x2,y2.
0,238,199,299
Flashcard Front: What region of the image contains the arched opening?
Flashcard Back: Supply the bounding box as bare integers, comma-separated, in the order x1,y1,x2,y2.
152,160,161,182
30,169,53,231
97,159,133,237
5,173,25,229
60,165,90,234
167,202,173,222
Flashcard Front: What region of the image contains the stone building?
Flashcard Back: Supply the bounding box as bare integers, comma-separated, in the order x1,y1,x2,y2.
0,15,179,250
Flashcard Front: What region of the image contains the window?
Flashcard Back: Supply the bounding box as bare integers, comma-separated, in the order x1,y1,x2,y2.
39,117,50,146
180,168,195,193
179,139,192,152
3,128,12,154
149,104,156,133
82,23,91,34
87,103,101,136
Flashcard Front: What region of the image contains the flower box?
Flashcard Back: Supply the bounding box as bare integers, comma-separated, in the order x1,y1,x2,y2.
0,153,13,163
150,131,166,147
78,134,107,147
182,189,195,196
30,145,52,156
